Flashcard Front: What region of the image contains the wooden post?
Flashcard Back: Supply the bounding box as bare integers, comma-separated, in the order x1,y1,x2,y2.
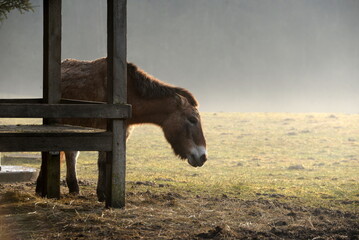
106,0,127,208
37,0,62,198
46,152,61,198
43,0,61,106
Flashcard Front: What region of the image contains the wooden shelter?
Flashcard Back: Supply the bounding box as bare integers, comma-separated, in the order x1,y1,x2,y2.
0,0,130,208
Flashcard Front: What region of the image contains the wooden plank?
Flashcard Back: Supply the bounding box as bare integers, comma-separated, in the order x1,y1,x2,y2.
0,103,131,119
106,0,127,208
0,98,43,104
0,132,112,152
60,98,105,104
46,151,61,198
0,124,104,134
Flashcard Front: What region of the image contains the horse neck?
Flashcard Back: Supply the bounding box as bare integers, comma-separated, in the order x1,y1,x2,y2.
128,95,177,127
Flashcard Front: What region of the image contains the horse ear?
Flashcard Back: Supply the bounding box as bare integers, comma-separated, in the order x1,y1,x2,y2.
175,94,188,108
175,88,198,107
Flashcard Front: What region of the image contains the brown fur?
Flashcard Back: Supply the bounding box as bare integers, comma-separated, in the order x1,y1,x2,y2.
60,57,206,161
60,58,198,129
54,58,207,197
128,63,198,107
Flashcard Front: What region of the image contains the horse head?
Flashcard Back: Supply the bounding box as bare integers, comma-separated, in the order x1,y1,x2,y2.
162,94,207,167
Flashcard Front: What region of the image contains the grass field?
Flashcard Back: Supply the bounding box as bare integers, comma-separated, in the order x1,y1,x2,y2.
0,113,358,239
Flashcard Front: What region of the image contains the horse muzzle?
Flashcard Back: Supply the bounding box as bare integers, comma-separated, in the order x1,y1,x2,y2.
187,146,207,167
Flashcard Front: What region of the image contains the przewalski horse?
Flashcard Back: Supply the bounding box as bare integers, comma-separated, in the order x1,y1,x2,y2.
37,57,207,201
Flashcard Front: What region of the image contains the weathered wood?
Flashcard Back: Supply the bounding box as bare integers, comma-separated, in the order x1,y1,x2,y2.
0,103,131,119
107,120,127,207
106,0,127,208
0,134,112,152
107,0,127,105
60,98,104,104
0,0,130,206
0,98,43,104
0,124,104,133
46,151,61,198
39,0,62,199
0,125,112,151
43,0,61,105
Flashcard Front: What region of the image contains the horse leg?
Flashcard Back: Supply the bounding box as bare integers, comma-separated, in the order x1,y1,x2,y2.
65,151,80,194
35,154,46,196
97,151,107,202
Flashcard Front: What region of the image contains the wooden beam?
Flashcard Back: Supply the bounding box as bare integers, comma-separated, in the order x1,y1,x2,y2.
0,98,43,104
106,120,126,207
0,132,112,152
107,0,127,105
46,151,61,198
0,103,131,119
60,98,105,104
106,0,127,208
40,0,62,201
43,0,61,105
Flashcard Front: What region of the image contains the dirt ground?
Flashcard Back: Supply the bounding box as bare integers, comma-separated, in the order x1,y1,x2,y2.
0,182,358,240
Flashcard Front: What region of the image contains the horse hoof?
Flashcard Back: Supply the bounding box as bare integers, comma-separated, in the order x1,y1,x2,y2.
97,196,106,202
35,190,44,197
97,191,106,202
35,185,45,197
68,186,80,195
66,180,80,195
69,191,80,195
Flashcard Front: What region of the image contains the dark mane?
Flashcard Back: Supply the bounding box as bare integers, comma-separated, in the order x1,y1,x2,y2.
128,63,198,107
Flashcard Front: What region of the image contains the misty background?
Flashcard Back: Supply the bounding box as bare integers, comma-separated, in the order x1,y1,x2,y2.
0,0,358,113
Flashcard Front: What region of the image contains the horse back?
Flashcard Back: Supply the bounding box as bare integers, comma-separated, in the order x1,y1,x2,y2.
61,57,107,102
60,58,108,129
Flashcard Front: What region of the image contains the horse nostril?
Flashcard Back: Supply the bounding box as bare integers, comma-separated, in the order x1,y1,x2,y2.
200,154,207,163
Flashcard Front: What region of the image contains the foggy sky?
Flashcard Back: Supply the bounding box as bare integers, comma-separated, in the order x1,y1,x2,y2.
0,0,358,113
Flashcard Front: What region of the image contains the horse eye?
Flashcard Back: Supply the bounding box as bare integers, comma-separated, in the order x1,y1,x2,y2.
188,117,198,124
